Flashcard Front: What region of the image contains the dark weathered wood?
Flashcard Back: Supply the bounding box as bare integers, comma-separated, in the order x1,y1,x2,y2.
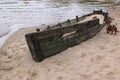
32,19,99,40
58,23,62,27
25,34,45,62
39,24,105,58
36,28,40,32
76,16,79,22
93,9,103,14
67,19,71,24
25,10,108,62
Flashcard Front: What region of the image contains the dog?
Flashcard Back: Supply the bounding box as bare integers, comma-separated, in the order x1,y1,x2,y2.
107,25,119,35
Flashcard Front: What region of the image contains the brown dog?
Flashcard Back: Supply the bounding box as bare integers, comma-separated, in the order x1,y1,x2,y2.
107,25,119,35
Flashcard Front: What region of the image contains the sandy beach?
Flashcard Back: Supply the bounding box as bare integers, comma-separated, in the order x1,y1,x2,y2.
0,8,120,80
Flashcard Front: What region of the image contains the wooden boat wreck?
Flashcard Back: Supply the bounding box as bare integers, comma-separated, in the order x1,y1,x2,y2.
25,10,108,62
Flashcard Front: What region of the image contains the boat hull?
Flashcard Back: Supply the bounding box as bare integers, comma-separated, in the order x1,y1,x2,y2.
25,10,108,62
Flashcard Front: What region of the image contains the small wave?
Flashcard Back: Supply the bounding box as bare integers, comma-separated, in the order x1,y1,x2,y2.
0,24,25,48
9,24,25,30
0,27,10,37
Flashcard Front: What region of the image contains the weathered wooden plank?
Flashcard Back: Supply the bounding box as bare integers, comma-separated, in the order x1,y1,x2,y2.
25,10,108,62
32,19,99,40
37,24,104,59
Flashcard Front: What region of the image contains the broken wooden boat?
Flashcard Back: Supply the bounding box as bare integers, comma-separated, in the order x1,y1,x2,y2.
25,10,108,62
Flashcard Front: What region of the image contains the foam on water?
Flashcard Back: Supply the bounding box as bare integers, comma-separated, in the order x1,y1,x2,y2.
0,24,28,48
0,26,10,37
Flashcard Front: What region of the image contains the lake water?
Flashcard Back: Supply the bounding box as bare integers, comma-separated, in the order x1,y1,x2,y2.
0,0,120,47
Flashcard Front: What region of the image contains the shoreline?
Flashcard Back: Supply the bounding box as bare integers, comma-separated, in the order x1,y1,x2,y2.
1,14,105,49
0,31,10,38
0,25,47,49
0,27,35,49
1,27,36,49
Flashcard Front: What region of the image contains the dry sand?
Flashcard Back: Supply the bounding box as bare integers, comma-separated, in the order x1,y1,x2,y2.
0,8,120,80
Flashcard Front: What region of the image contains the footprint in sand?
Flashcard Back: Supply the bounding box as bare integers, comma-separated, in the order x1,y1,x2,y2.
106,71,114,76
101,64,110,69
91,55,104,63
57,76,63,80
93,71,99,74
0,64,13,71
27,70,37,80
80,52,87,58
0,49,8,56
28,69,37,77
109,48,118,53
98,45,107,50
80,74,93,79
105,71,115,80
